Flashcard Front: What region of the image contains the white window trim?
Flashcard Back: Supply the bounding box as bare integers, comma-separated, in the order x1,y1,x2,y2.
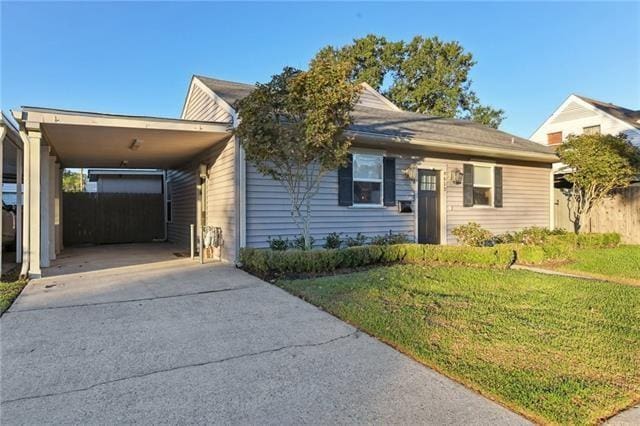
352,152,384,207
470,162,495,208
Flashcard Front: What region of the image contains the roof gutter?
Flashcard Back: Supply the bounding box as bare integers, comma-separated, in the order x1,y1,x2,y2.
346,130,558,163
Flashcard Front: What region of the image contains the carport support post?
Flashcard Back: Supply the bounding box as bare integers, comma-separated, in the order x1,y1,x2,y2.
40,146,51,268
48,156,56,261
26,128,42,277
55,163,62,255
15,147,23,263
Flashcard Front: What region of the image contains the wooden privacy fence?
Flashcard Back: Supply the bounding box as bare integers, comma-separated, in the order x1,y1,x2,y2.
554,185,640,244
63,192,165,246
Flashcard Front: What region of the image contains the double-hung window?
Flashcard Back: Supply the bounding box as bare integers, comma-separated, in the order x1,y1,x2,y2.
352,154,383,205
472,165,493,206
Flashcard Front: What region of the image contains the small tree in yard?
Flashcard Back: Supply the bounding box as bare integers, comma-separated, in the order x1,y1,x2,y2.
234,54,361,249
557,133,640,233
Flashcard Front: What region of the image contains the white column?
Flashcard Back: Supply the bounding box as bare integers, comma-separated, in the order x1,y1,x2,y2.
15,147,23,263
59,165,63,251
48,156,56,261
27,130,42,277
54,163,62,254
40,146,50,268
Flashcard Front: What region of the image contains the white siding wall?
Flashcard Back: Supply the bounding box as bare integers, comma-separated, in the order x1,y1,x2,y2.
245,152,551,247
531,99,640,146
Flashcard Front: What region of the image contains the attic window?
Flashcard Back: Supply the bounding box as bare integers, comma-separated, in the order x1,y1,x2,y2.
547,131,563,145
583,125,601,135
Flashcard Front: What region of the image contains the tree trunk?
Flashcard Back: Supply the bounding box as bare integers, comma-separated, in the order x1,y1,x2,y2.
303,198,312,250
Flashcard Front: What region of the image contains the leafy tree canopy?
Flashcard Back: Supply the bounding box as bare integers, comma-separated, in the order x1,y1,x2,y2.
319,34,505,128
62,170,85,192
557,133,640,232
234,55,361,248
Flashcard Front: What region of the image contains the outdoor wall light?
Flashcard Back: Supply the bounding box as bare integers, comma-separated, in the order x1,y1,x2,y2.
449,168,464,185
402,164,417,181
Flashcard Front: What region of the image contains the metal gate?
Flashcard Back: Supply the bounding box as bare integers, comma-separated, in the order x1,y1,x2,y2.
63,192,164,245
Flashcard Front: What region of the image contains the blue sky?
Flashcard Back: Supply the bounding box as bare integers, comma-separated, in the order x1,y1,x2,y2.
2,1,638,137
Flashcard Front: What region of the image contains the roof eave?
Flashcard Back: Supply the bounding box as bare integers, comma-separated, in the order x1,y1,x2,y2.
14,107,232,133
347,130,558,163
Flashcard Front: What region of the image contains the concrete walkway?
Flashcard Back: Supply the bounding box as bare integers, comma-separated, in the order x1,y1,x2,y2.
1,244,528,425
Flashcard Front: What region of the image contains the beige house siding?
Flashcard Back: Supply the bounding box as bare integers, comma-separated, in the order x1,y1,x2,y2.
182,80,233,123
245,149,551,248
356,85,399,111
167,137,237,261
204,138,236,261
166,167,197,248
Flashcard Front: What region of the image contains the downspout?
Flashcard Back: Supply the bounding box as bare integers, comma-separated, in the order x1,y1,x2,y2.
232,111,246,265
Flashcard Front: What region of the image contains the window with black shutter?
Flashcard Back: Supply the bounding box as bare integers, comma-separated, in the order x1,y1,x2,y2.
338,153,396,207
464,163,502,207
338,154,353,206
383,157,396,206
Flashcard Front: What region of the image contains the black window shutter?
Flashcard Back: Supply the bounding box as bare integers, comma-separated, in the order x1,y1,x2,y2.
494,167,503,208
383,157,396,206
463,164,474,207
338,154,353,206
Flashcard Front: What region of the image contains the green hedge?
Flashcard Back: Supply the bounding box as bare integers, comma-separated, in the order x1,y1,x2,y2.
505,232,621,265
239,243,515,279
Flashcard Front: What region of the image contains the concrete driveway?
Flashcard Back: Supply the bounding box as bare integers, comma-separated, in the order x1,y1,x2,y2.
1,244,528,425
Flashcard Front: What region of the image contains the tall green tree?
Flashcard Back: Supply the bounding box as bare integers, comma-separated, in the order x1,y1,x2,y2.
557,133,640,233
324,34,505,128
62,170,85,192
234,56,361,249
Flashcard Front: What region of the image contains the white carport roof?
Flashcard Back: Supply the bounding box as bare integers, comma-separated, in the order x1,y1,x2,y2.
14,107,232,169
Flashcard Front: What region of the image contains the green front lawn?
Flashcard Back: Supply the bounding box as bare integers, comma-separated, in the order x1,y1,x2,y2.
0,277,27,315
557,246,640,285
279,265,640,424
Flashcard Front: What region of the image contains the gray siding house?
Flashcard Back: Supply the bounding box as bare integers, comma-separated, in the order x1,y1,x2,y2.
11,74,556,276
172,76,556,260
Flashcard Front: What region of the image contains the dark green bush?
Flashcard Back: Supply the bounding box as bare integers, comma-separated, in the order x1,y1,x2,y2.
370,231,410,246
345,232,368,247
267,235,290,251
292,235,315,250
323,232,342,249
240,243,514,279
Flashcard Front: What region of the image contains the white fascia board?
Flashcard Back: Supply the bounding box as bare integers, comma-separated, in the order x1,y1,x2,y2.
17,108,231,133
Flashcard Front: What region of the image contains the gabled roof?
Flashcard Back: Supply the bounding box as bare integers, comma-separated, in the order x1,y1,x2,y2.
574,95,640,130
195,75,555,161
195,76,254,108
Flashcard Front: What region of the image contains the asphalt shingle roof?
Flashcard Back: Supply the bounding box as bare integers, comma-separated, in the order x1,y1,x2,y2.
196,75,554,157
575,95,640,130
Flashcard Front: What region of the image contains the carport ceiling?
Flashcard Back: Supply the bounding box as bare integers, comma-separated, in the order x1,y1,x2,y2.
21,108,232,169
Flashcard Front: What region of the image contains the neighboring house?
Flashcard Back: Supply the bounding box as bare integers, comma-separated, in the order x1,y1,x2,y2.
531,94,640,242
12,76,557,277
530,94,640,149
87,169,164,194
